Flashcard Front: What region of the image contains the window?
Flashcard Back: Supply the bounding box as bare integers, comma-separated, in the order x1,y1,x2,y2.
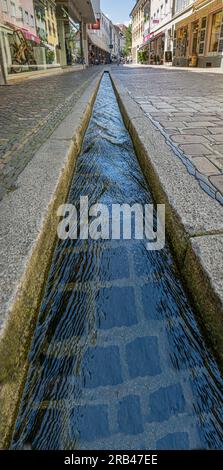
10,1,16,18
209,10,223,52
199,17,207,55
2,0,8,13
18,6,23,21
30,14,34,27
25,10,29,24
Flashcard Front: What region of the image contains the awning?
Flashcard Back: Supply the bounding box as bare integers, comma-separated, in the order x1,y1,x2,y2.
19,28,40,44
55,0,96,24
88,31,110,53
140,31,165,49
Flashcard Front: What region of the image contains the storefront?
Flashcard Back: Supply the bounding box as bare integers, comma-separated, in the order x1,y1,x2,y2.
173,0,223,67
140,31,165,64
88,38,110,65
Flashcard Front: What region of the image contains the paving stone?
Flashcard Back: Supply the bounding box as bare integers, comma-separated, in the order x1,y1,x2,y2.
82,346,123,388
156,432,189,450
160,121,186,129
141,281,164,320
99,247,130,282
209,175,223,193
212,144,223,153
70,404,110,442
96,286,138,329
182,128,211,135
147,384,186,422
171,134,209,145
209,127,223,134
191,156,220,175
117,395,144,435
180,143,211,156
126,336,161,378
212,134,223,142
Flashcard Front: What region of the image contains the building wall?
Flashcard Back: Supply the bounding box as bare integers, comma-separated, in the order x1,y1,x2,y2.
45,0,58,47
131,0,146,62
0,0,36,34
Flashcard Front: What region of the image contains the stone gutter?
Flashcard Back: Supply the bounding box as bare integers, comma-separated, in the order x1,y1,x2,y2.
0,69,104,449
110,71,223,372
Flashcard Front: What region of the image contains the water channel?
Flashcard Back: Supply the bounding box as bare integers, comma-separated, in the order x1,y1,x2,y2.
11,73,223,450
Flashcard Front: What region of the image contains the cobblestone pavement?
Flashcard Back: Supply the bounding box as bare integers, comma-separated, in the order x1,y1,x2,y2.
0,67,102,201
112,65,223,204
12,74,223,451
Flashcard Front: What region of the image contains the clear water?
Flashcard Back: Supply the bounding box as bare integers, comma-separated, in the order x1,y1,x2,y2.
12,74,223,450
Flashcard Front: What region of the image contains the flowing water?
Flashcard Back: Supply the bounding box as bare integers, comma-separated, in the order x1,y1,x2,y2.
12,73,223,450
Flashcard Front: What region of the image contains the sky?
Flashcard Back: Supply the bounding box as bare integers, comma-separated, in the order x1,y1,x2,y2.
100,0,135,25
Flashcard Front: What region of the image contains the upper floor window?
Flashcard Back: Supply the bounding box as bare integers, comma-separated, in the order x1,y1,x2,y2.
2,0,8,13
30,14,34,27
25,10,29,24
10,1,16,18
18,6,23,21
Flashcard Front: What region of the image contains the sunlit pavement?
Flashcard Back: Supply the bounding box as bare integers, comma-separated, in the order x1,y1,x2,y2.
112,65,223,203
0,67,103,201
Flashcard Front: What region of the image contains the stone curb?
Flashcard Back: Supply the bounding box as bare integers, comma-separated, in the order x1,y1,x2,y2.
0,69,104,449
110,72,223,369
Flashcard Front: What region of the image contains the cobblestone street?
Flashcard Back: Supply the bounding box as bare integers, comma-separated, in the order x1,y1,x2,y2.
111,66,223,203
0,67,102,201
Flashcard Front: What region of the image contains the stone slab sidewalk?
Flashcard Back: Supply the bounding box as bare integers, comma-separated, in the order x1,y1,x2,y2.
0,66,103,202
112,65,223,204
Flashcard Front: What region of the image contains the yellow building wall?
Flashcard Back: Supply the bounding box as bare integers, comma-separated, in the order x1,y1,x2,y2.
45,1,58,47
132,1,145,63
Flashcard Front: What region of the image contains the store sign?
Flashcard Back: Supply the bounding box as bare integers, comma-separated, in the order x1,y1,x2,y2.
88,19,100,30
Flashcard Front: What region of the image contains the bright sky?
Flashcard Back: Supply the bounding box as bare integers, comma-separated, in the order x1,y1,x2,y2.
100,0,135,25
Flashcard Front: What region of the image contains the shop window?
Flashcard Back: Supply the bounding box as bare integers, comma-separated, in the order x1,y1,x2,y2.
209,10,223,52
201,17,207,29
176,27,188,57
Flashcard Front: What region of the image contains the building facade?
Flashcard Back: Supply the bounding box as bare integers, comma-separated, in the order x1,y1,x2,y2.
173,0,223,67
131,0,223,67
88,10,110,64
131,0,150,63
0,0,40,75
88,8,122,64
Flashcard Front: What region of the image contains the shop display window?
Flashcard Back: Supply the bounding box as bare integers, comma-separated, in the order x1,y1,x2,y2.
209,10,223,53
